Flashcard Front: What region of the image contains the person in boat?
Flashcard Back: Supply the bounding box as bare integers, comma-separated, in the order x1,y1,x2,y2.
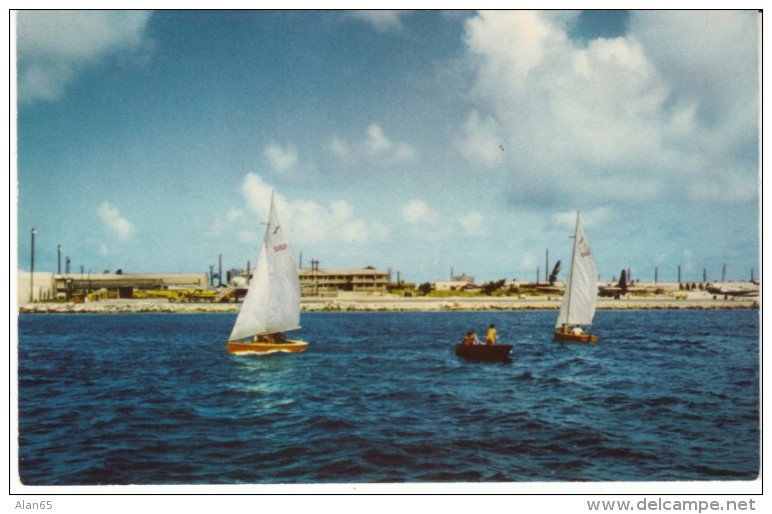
253,333,287,343
461,331,479,346
559,323,569,334
572,326,584,336
486,324,497,345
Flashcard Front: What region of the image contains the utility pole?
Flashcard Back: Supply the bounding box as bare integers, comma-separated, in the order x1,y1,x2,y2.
722,264,727,283
545,249,549,283
219,254,223,287
678,265,681,284
536,265,540,285
57,244,62,274
703,268,707,283
655,267,659,284
66,256,71,274
311,259,320,295
30,228,36,302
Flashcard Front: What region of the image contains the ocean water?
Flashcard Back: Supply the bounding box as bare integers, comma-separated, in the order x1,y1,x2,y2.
17,309,759,485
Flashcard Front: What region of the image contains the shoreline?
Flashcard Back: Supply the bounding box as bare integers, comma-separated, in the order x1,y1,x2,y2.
17,292,759,314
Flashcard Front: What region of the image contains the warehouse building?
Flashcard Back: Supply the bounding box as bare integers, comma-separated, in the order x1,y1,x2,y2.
17,271,209,304
299,267,389,296
18,266,391,303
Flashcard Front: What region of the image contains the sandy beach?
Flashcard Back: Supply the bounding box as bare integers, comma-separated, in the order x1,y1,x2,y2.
18,288,759,314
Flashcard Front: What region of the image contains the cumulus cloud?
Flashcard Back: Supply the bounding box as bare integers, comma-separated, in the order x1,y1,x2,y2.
263,141,298,173
631,11,758,124
458,210,484,235
330,123,416,167
237,173,374,246
98,201,134,240
401,199,438,225
456,110,504,166
459,10,758,206
346,10,411,32
225,208,244,222
552,207,610,231
16,10,152,104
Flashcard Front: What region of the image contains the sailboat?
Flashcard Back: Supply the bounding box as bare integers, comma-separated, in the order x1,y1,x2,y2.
226,192,308,355
553,211,599,343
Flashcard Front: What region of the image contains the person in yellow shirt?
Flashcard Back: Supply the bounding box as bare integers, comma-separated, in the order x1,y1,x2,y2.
485,324,497,345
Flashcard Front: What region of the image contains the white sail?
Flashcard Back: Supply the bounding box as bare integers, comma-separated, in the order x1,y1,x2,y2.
555,212,598,330
229,193,300,341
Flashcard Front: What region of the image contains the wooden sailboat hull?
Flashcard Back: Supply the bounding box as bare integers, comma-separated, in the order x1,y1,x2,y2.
454,344,513,362
553,331,599,343
226,339,308,355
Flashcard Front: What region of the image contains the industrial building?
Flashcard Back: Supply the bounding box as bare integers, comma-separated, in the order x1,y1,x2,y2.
299,267,389,296
17,271,210,304
434,280,476,292
17,266,391,304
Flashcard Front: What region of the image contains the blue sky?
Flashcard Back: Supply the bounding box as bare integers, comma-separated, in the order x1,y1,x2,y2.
14,10,760,285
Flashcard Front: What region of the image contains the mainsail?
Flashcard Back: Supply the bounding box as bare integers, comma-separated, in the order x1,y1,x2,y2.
555,212,598,330
229,193,301,341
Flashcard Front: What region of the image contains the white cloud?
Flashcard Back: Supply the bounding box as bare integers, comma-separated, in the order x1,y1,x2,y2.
330,123,415,166
226,208,244,222
237,230,257,244
16,10,152,104
458,210,484,235
456,110,504,166
263,141,298,173
98,201,134,240
461,10,758,206
237,173,375,246
552,207,611,231
216,208,249,241
401,199,437,225
630,11,758,124
371,221,393,241
347,11,410,32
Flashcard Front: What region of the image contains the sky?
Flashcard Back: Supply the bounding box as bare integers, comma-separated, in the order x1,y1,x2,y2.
13,9,761,286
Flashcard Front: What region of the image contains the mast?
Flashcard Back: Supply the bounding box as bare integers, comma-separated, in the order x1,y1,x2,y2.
564,211,580,325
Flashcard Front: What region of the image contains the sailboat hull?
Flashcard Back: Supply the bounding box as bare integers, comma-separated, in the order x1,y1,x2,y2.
226,339,308,355
454,344,513,362
553,331,599,343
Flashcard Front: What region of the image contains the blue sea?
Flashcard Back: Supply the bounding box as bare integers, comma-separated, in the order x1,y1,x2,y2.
17,309,759,485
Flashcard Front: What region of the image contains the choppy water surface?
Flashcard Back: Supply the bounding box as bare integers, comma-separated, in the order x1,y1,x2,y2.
17,309,759,484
